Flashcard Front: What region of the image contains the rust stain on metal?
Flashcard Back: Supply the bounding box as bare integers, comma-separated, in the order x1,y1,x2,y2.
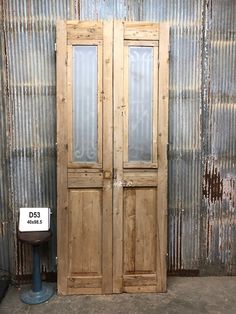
203,163,223,203
223,177,235,207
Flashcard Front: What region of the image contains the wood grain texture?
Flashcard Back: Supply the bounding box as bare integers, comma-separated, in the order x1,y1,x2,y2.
56,20,68,295
67,287,102,295
68,172,103,188
124,286,156,293
102,20,113,294
123,188,156,275
67,276,102,288
123,274,156,286
124,22,159,40
67,21,103,41
58,21,113,295
113,20,124,293
57,20,169,295
135,189,156,273
68,189,102,275
156,22,169,292
123,170,158,187
124,189,136,273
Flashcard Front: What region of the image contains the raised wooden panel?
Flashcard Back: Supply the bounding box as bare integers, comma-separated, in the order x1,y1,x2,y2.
124,188,157,274
68,189,102,275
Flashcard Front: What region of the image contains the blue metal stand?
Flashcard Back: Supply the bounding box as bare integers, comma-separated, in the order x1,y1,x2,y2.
20,245,54,305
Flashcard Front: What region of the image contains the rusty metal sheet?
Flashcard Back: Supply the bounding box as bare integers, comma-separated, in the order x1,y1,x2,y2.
200,0,236,275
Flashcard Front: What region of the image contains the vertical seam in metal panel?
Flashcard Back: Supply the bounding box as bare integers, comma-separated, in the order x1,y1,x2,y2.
1,0,15,279
200,0,211,274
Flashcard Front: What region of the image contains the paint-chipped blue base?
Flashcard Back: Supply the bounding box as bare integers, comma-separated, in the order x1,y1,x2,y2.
20,283,54,305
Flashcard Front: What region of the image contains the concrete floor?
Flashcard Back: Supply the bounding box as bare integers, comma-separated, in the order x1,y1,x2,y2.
0,277,235,314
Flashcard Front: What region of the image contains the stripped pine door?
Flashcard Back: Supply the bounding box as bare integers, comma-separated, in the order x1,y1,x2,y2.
57,21,113,295
57,21,169,295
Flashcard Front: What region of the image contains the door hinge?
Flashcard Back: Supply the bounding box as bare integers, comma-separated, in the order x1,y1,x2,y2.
54,43,57,52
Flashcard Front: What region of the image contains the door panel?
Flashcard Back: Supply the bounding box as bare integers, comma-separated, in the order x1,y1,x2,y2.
57,20,169,295
124,188,157,274
68,189,102,275
113,21,169,293
57,21,113,295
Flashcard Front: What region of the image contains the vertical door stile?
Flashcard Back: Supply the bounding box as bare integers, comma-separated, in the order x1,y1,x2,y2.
113,20,124,293
102,21,113,294
56,20,69,295
156,23,169,292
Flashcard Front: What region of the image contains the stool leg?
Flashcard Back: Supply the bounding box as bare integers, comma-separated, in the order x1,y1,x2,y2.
20,244,54,304
32,245,42,292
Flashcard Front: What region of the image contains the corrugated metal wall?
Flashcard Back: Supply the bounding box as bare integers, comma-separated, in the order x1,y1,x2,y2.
0,0,80,277
0,0,235,278
0,0,11,277
201,0,236,275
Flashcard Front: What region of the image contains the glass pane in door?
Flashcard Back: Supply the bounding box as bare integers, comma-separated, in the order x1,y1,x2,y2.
73,46,98,162
128,47,153,162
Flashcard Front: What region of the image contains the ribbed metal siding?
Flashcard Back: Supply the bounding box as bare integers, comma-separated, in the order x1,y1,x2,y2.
201,0,236,274
1,0,79,276
0,0,235,277
0,0,11,276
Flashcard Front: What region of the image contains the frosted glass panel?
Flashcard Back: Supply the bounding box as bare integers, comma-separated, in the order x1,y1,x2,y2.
73,46,98,162
128,47,153,161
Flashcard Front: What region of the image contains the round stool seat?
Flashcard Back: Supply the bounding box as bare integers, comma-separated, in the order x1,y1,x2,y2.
18,230,54,304
18,231,51,245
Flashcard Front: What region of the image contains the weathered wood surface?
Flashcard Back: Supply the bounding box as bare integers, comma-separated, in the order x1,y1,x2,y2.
57,20,169,294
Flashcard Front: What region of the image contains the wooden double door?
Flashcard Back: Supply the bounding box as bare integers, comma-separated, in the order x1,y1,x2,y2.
57,21,169,295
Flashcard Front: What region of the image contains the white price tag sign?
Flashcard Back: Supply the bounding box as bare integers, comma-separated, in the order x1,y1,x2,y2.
19,208,50,232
